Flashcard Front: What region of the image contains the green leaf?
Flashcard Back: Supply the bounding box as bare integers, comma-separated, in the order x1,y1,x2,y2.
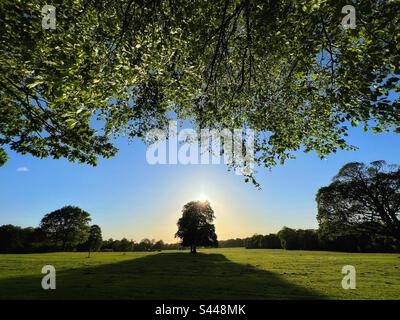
27,81,43,89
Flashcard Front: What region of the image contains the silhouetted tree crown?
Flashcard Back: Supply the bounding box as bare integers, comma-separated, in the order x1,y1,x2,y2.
317,161,400,242
40,205,91,251
84,225,103,256
175,200,218,253
0,225,44,253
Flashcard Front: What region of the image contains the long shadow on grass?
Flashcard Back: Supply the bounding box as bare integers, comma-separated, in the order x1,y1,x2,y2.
0,252,326,299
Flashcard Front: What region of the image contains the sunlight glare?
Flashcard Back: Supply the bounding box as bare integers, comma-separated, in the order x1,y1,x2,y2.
196,193,209,202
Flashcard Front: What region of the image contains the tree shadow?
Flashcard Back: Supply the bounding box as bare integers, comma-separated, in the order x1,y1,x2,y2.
0,252,326,299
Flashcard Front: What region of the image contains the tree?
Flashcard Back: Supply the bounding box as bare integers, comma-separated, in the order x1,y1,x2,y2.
317,161,400,242
111,240,121,251
1,1,399,185
119,238,133,252
277,227,300,250
296,229,319,250
86,225,103,257
0,224,48,253
219,238,244,248
261,234,282,249
136,238,152,251
244,234,263,249
0,225,26,252
175,200,218,253
153,240,165,251
40,206,91,251
101,238,114,251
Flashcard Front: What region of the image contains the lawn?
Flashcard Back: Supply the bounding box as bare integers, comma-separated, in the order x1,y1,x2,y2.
0,248,399,299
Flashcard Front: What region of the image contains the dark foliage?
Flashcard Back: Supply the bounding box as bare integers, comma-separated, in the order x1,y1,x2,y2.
175,201,218,253
218,238,245,248
317,161,400,242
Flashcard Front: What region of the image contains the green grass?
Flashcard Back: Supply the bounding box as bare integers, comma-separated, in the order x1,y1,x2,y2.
0,248,399,299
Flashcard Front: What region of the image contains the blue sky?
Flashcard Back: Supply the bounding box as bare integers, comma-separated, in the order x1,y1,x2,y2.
0,126,399,242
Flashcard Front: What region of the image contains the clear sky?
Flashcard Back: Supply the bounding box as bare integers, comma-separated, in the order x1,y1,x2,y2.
0,125,399,243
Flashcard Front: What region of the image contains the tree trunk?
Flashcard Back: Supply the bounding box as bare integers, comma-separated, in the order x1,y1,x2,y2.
191,245,197,254
62,239,67,251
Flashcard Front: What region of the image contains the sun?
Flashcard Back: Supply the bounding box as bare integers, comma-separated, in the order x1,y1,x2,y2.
196,193,209,202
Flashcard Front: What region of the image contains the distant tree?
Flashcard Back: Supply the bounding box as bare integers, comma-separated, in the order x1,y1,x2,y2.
219,238,244,248
135,239,147,251
296,229,319,250
0,225,46,253
175,200,218,253
153,240,165,251
244,233,282,249
112,240,121,251
317,161,400,242
163,242,181,250
0,225,25,252
85,225,103,257
277,227,299,250
119,238,133,252
244,234,263,249
261,234,282,249
101,238,114,251
40,206,91,251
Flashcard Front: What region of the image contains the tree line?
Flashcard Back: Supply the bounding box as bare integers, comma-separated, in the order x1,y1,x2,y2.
0,201,213,254
223,226,399,253
221,229,400,253
101,238,180,252
0,206,179,253
222,161,400,253
1,161,399,253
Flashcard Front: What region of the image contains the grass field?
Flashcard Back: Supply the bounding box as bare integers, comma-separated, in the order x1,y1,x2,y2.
0,248,399,299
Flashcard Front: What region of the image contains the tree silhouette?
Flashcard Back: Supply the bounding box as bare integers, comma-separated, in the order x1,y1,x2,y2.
175,201,218,253
317,161,400,242
40,206,91,251
85,225,103,257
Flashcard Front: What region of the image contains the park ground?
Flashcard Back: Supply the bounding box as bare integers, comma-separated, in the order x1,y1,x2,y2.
0,248,399,299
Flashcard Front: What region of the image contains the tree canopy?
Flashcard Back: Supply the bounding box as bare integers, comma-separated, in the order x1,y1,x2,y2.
40,205,91,250
1,1,399,183
175,200,218,253
84,224,103,255
0,225,43,252
317,161,400,242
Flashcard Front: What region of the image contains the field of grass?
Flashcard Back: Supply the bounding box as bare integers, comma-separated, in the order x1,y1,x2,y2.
0,248,399,299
